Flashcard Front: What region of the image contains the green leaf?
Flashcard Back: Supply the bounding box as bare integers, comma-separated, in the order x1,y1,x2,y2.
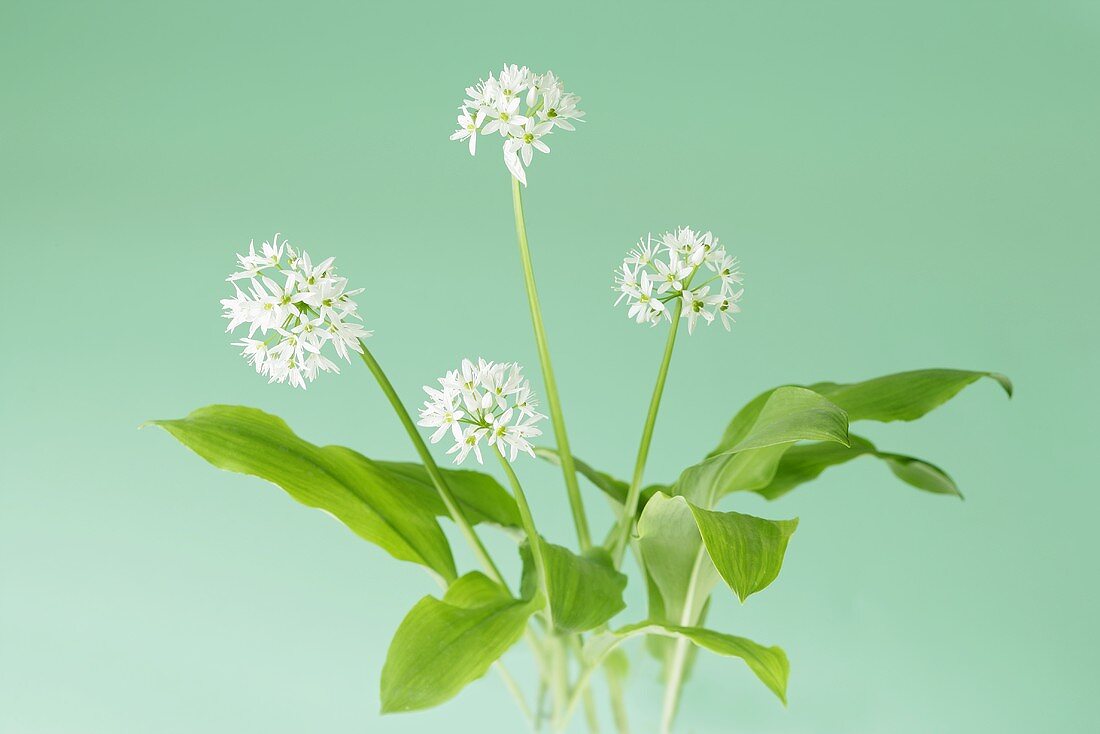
757,434,960,500
637,493,720,627
535,447,628,505
380,573,540,713
520,540,627,633
589,621,789,704
808,369,1012,422
715,369,1010,455
719,386,850,453
688,505,798,602
677,387,850,506
148,405,456,582
374,461,521,528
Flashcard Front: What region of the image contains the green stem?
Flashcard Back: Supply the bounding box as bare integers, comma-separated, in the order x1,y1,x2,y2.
357,344,536,724
494,446,553,630
610,304,682,567
549,636,571,732
510,176,592,551
565,636,601,733
581,684,600,733
605,667,630,734
357,343,506,587
660,546,709,734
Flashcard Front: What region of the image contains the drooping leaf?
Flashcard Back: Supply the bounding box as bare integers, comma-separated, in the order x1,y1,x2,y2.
714,369,1010,454
676,387,850,506
757,434,960,500
587,621,789,704
380,572,541,713
535,447,628,505
148,405,456,581
375,461,521,528
520,540,627,633
688,505,798,602
807,369,1012,422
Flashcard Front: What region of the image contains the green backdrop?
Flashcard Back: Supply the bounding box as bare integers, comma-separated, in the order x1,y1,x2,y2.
2,1,1096,731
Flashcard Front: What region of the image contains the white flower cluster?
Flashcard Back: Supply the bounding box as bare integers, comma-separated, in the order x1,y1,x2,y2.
614,227,744,334
220,234,372,389
450,64,584,186
418,358,545,464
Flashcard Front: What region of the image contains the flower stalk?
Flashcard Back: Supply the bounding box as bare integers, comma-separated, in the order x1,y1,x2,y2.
495,445,552,631
511,177,593,551
610,304,681,567
358,343,507,587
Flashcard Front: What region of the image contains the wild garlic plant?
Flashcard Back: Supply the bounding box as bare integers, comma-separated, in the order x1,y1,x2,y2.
148,63,1012,733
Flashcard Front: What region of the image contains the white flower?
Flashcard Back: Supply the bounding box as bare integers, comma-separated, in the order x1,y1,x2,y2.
653,255,692,294
418,359,545,464
538,87,584,131
450,106,485,155
451,64,583,186
613,227,744,333
626,271,666,325
482,96,527,137
681,285,721,335
221,233,372,389
513,119,553,166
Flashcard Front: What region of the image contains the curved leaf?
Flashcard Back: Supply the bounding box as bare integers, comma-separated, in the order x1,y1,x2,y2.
520,540,627,633
148,405,456,582
380,573,540,713
808,369,1012,422
375,461,521,528
756,434,960,500
688,505,799,602
714,369,1010,454
589,621,789,704
637,493,719,626
678,387,849,506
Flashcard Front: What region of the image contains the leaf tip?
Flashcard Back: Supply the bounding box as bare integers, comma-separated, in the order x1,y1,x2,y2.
990,372,1013,398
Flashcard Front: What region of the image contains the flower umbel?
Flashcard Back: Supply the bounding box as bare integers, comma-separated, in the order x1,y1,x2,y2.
450,64,584,186
418,358,546,464
613,227,744,333
220,233,372,388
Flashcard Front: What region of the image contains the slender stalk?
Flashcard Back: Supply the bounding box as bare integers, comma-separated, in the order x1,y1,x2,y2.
564,635,601,733
609,304,682,567
357,344,534,724
660,546,709,734
494,446,552,628
496,662,535,724
581,681,600,733
357,343,506,586
510,177,592,551
549,636,570,732
605,668,630,734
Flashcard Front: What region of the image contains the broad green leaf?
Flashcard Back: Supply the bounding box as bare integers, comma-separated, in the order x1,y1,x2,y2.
520,540,627,633
714,369,1010,454
375,461,521,528
148,405,456,581
808,369,1012,422
637,493,720,626
757,434,960,500
688,506,798,602
588,621,789,704
720,386,849,453
380,572,540,713
535,447,628,505
677,387,850,506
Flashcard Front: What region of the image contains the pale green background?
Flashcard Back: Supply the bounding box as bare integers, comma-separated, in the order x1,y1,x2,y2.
2,1,1097,732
